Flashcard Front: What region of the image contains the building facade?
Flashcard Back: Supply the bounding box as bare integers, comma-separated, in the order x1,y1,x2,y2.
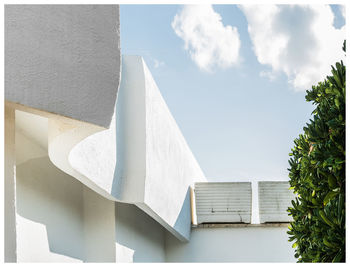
4,5,295,263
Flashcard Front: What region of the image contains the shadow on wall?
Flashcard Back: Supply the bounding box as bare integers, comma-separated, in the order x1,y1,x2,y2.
114,188,192,262
115,202,165,262
16,156,85,261
173,187,191,240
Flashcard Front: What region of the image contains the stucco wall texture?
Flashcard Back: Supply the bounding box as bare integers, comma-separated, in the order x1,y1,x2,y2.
165,226,296,262
5,5,120,128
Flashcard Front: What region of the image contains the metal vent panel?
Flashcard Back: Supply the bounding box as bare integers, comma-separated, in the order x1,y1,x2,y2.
258,181,295,223
195,182,252,224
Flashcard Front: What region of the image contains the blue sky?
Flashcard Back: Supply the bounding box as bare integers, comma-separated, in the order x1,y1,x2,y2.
120,4,346,183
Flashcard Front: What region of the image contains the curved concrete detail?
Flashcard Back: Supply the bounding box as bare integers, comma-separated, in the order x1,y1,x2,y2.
48,116,117,201
7,54,207,242
50,56,207,241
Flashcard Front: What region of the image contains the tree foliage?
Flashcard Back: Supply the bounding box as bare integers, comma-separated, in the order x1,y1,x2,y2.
287,43,345,262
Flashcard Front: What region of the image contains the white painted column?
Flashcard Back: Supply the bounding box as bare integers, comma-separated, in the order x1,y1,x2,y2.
4,104,17,262
83,187,116,262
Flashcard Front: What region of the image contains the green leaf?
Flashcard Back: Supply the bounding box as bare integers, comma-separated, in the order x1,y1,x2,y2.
323,191,339,206
312,190,316,197
319,210,335,227
327,174,337,189
332,250,343,262
323,238,336,248
334,98,340,108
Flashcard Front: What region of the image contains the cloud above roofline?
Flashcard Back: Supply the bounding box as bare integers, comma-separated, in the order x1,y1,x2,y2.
172,5,241,72
240,4,346,91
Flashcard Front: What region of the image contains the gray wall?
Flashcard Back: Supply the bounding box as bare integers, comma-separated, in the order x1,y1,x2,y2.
5,5,120,128
115,203,165,262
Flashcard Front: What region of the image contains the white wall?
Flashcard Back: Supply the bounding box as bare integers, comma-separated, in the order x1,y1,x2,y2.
11,110,297,263
83,187,116,262
16,127,85,262
14,110,117,262
165,225,296,262
115,203,165,263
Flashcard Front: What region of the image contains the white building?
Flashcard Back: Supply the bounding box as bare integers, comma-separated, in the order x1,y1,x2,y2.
4,5,296,263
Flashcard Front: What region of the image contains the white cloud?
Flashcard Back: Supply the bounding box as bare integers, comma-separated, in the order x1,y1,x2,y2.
172,5,241,72
240,5,346,91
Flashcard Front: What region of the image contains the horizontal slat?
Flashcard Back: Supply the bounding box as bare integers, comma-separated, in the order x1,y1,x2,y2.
196,188,250,192
196,204,251,207
197,207,251,211
197,209,251,215
195,186,251,189
197,209,250,212
196,182,251,185
195,195,251,198
197,205,251,209
196,203,250,209
197,214,251,216
196,191,251,194
259,208,291,211
258,202,294,206
195,197,251,201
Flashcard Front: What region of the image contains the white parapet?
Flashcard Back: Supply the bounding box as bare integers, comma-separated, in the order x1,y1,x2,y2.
195,182,252,224
258,181,295,223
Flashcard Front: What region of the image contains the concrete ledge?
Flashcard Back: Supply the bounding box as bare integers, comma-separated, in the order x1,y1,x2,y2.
193,223,290,228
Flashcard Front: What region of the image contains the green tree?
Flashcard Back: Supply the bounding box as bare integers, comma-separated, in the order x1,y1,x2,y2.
287,41,345,262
